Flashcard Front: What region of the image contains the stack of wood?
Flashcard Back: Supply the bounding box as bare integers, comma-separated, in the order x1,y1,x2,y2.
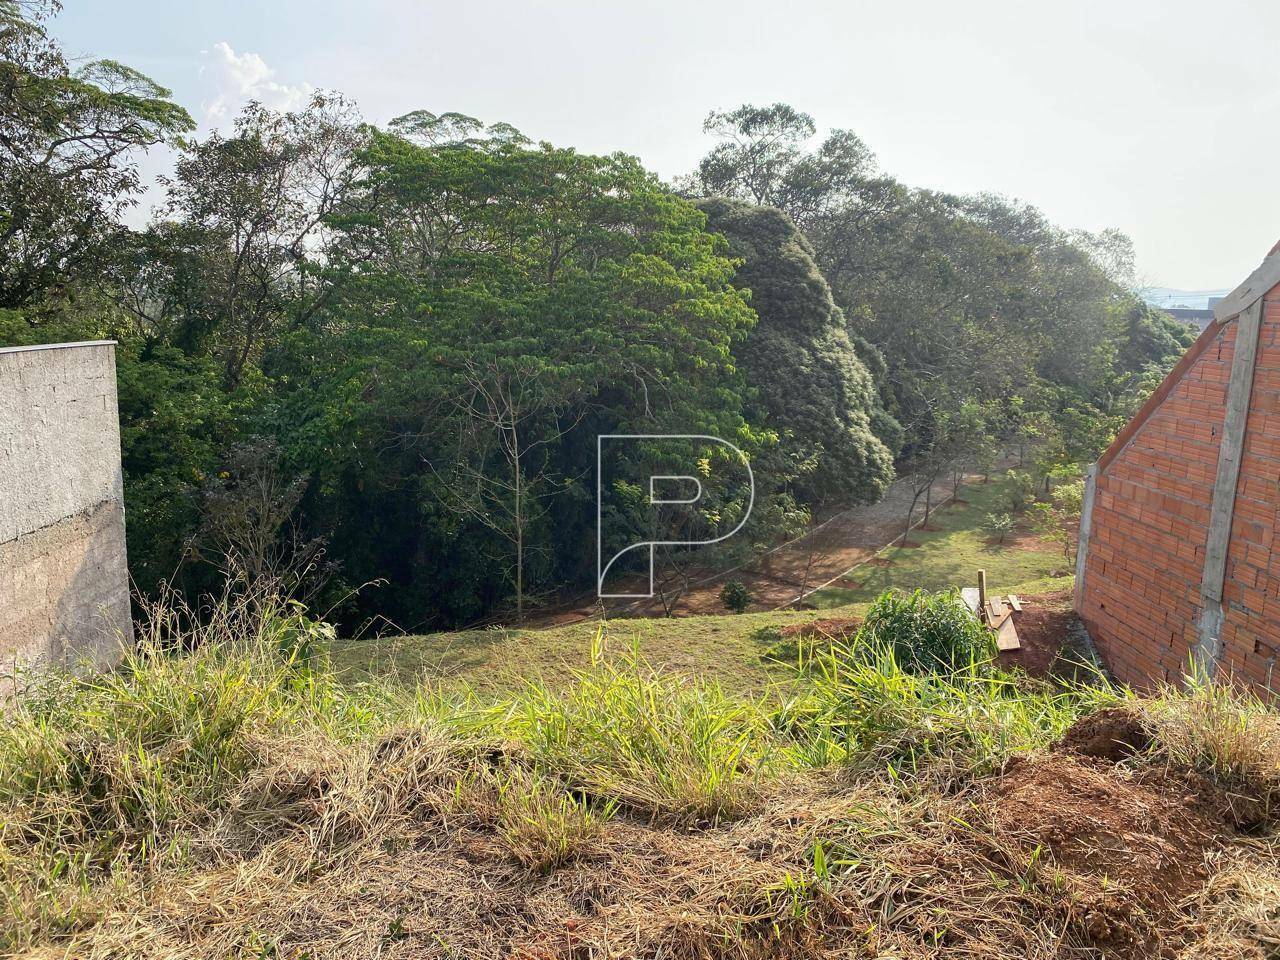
961,569,1022,651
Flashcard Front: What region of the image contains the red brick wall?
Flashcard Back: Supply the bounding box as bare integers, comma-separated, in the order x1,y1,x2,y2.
1079,293,1280,695
1218,296,1280,692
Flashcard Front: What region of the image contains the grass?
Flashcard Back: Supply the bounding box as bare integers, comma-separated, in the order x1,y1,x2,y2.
330,603,845,695
2,588,1278,959
332,472,1074,697
810,473,1074,608
494,768,618,873
447,632,786,823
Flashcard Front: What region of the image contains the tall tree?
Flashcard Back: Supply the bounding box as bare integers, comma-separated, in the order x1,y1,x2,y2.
697,197,895,506
0,0,192,308
119,94,365,388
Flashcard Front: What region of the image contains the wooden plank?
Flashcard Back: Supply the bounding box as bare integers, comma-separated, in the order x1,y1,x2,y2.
1195,296,1265,675
1007,594,1023,612
995,616,1021,651
960,587,980,614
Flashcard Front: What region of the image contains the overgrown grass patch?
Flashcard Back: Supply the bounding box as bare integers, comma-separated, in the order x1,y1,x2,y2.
811,473,1072,608
4,589,1280,958
446,630,789,824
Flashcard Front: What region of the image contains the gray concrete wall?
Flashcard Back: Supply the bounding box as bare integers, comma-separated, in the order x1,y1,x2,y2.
0,341,131,680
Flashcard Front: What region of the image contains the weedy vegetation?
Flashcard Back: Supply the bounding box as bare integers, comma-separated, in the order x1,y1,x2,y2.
1,585,1278,959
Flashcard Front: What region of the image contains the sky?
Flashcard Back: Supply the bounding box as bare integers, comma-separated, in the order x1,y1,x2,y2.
52,0,1280,291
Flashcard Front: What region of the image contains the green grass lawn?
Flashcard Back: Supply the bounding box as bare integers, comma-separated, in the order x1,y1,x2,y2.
332,472,1076,692
329,604,849,695
809,472,1075,609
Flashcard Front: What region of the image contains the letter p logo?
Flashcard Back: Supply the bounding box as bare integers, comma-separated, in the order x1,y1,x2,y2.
596,434,754,599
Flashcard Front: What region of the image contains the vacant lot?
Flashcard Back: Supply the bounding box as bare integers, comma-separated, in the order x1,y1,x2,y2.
4,600,1278,960
334,472,1074,693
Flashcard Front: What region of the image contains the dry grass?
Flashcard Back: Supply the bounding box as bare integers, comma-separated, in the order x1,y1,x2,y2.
494,768,617,873
1137,674,1280,818
2,590,1280,959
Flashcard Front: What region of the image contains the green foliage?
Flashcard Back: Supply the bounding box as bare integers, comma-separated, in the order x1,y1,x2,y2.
0,2,193,307
779,639,1117,778
290,124,769,626
451,635,778,822
494,768,617,873
854,589,993,675
1005,470,1036,512
984,512,1015,544
719,579,754,613
687,104,1191,466
1029,479,1084,562
696,198,895,505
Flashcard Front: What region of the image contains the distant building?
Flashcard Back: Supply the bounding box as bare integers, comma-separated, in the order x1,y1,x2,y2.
1162,307,1215,331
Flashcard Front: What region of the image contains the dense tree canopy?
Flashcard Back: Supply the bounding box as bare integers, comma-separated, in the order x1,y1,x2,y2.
689,103,1195,465
0,1,192,308
0,9,1199,629
696,197,894,506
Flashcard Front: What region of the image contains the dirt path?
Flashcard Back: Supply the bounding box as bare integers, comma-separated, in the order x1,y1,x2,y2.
534,462,1004,626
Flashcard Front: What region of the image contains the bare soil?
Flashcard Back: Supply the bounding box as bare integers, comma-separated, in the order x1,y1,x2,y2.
997,588,1095,679
59,715,1276,960
992,750,1224,958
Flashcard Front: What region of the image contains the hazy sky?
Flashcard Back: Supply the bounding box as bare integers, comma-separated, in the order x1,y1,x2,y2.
53,0,1280,290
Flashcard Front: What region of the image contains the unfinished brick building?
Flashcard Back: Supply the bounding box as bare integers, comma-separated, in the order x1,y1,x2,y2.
1076,243,1280,695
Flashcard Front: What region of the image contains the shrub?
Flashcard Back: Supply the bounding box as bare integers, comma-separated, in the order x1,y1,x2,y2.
855,589,994,675
719,579,754,613
984,512,1015,544
778,638,1116,780
1005,469,1036,512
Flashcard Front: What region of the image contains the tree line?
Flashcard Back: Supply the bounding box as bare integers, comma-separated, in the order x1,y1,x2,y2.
0,4,1194,630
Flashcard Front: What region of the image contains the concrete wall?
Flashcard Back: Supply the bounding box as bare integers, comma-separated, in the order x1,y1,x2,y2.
1077,282,1280,696
0,341,131,680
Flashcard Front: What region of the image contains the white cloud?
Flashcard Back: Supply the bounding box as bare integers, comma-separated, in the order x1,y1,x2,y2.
198,41,312,128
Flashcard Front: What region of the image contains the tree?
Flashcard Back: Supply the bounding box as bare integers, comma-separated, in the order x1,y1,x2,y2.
694,104,816,207
438,357,585,621
123,93,365,388
286,119,766,627
687,105,1181,479
696,197,895,507
0,1,192,308
985,512,1014,545
198,436,330,602
1030,479,1084,563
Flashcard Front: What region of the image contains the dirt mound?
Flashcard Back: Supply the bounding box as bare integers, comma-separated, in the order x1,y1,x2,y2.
1056,706,1151,761
992,753,1225,957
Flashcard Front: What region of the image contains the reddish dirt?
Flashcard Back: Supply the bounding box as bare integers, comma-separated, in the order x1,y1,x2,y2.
1055,706,1151,762
778,616,861,641
992,751,1225,958
996,588,1091,678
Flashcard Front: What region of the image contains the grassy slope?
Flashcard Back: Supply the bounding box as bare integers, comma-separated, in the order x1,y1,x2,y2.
6,605,1279,960
332,473,1074,692
810,472,1074,608
330,606,829,694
